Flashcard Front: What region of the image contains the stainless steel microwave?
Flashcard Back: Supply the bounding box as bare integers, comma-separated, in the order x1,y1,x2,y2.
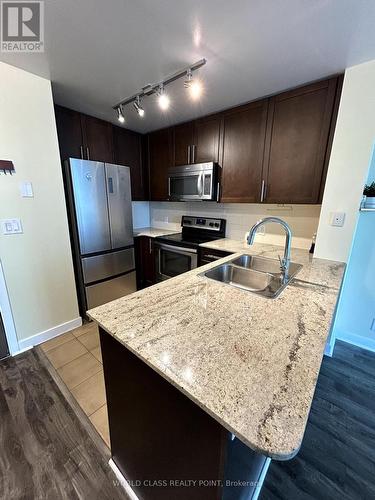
168,162,218,201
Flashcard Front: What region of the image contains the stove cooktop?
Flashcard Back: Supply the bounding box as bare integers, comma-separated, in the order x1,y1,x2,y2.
155,232,222,249
155,216,226,249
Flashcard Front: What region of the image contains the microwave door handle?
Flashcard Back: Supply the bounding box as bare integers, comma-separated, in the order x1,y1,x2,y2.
198,173,203,196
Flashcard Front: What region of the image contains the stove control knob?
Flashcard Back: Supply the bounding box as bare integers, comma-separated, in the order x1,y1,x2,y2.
209,222,214,227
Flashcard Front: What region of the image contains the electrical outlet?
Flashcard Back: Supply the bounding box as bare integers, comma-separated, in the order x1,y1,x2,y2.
1,218,23,234
330,212,346,227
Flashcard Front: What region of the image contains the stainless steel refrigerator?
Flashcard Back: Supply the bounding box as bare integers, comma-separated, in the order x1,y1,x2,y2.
64,159,136,317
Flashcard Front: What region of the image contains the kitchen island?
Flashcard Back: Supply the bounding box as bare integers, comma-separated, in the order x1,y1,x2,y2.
88,241,345,499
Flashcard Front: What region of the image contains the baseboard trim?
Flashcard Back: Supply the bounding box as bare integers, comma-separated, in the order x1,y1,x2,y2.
335,329,375,354
17,317,82,352
253,457,271,500
109,459,139,500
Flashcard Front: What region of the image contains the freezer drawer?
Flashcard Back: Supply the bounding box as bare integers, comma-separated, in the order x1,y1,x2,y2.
82,248,135,284
85,271,137,309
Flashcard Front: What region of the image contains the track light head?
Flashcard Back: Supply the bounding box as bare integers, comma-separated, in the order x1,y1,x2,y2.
157,84,170,111
184,68,203,100
116,105,125,123
133,96,145,117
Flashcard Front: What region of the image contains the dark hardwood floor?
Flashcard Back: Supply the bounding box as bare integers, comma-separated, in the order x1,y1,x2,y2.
0,349,128,500
261,340,375,500
1,340,374,500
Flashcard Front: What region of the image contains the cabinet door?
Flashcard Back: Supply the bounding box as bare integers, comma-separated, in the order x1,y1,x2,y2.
148,128,173,201
221,100,268,203
113,126,147,200
263,78,337,204
193,115,221,163
174,122,194,165
54,105,84,161
134,236,155,288
81,114,114,163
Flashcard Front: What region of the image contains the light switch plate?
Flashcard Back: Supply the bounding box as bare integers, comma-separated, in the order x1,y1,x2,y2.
330,212,345,227
20,181,33,197
1,218,23,234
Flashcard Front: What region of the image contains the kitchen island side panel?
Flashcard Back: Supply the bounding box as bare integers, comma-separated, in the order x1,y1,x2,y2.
100,327,228,500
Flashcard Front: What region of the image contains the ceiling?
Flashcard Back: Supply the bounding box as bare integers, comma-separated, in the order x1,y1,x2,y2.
2,0,375,133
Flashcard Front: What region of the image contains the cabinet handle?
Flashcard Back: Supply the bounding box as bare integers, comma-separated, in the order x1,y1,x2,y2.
149,238,152,254
80,146,84,159
187,145,191,164
86,147,90,160
192,144,196,163
260,180,265,202
216,182,220,202
203,254,222,260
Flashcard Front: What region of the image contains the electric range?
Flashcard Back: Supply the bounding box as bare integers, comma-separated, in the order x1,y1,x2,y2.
154,216,226,281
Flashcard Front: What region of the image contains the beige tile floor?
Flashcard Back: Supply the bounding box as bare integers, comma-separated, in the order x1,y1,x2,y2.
41,322,110,447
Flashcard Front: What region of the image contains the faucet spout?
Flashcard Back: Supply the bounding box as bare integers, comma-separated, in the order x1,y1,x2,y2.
247,217,292,277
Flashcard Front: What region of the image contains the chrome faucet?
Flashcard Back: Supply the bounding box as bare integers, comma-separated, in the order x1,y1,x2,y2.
247,217,292,278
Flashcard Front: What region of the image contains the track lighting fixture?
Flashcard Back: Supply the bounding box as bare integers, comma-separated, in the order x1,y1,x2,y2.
116,105,125,123
133,96,145,117
157,84,170,111
184,68,203,100
113,58,206,121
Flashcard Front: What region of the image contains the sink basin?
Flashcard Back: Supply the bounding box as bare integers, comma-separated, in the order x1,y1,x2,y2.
200,255,302,298
231,254,302,277
204,265,273,292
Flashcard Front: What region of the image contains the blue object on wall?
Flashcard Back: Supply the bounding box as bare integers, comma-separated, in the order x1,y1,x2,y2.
333,144,375,351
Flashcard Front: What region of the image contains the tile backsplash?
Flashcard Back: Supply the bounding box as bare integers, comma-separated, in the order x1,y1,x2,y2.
133,201,321,249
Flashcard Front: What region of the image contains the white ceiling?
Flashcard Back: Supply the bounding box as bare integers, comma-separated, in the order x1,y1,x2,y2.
2,0,375,133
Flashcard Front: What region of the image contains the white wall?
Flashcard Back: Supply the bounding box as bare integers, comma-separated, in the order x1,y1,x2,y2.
315,59,375,262
149,202,321,249
0,62,80,345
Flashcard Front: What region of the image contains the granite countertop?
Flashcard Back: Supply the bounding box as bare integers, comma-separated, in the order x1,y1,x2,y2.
133,227,181,238
88,241,345,460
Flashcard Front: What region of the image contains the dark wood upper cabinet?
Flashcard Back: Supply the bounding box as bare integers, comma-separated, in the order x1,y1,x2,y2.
148,127,173,201
193,115,221,163
81,114,114,163
221,100,268,203
174,122,194,166
113,126,147,200
54,105,114,163
262,77,338,204
173,117,221,166
54,105,83,161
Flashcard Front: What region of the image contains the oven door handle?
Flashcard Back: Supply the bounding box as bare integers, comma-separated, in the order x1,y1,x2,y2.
155,243,197,255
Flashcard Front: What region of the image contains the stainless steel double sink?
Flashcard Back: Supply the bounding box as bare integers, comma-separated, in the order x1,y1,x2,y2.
199,254,302,299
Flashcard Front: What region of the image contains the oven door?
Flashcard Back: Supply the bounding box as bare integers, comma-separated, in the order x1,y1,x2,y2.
155,243,198,281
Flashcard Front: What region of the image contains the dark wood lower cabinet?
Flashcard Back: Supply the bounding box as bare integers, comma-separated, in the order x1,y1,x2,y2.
100,328,269,500
198,247,233,266
134,236,155,289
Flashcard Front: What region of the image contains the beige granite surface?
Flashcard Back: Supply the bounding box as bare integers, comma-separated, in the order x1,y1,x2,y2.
133,227,180,238
88,242,345,461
